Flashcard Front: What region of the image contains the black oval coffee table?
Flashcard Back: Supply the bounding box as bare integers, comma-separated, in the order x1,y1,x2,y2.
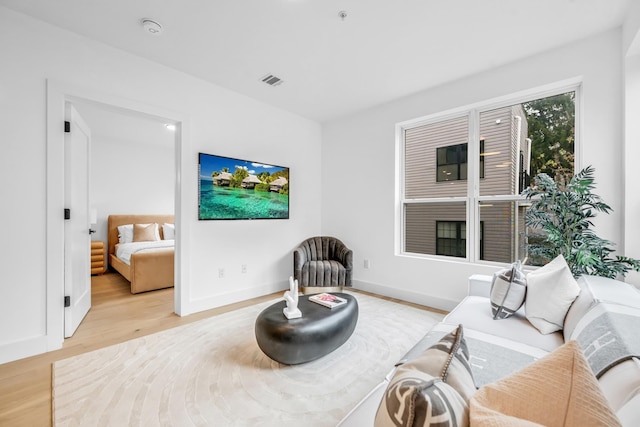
255,293,358,365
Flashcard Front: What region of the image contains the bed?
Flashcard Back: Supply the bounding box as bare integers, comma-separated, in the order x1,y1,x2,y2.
107,214,175,294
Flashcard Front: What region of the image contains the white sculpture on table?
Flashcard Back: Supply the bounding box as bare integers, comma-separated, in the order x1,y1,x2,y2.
283,276,302,319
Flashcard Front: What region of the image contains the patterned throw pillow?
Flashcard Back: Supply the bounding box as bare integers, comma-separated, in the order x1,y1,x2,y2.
375,325,476,427
490,260,526,320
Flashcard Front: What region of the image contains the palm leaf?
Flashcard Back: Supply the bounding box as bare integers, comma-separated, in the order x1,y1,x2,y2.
524,166,640,278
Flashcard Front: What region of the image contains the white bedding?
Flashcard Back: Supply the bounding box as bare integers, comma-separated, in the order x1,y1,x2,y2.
115,240,174,265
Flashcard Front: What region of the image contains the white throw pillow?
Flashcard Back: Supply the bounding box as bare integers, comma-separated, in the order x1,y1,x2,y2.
163,223,175,240
117,224,134,244
525,255,580,334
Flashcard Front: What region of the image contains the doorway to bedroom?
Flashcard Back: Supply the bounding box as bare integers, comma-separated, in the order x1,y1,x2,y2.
68,100,177,338
47,81,187,355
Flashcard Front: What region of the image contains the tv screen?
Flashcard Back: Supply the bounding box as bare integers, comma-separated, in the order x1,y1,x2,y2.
198,153,289,220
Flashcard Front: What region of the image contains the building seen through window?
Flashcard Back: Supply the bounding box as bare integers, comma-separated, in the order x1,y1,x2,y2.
401,91,576,264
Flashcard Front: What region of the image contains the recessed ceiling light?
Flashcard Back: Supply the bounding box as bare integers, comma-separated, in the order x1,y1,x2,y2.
142,19,162,36
164,123,176,131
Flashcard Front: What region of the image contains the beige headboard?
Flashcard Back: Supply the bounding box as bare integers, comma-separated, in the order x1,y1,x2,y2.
107,214,175,256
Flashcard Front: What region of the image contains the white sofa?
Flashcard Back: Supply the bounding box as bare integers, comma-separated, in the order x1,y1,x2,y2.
338,274,640,426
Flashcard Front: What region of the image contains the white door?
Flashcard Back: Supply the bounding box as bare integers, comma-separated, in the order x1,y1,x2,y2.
64,104,92,337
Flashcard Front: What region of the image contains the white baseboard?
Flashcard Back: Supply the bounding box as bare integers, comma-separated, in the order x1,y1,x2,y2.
352,279,459,312
0,335,53,365
182,280,287,316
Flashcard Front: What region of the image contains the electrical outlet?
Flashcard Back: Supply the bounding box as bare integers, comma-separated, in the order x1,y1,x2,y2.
241,264,247,274
218,268,225,278
364,259,370,269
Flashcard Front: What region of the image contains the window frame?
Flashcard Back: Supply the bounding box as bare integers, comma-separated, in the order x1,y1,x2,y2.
396,80,582,266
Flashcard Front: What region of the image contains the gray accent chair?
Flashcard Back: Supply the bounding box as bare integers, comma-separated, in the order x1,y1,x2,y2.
293,236,353,294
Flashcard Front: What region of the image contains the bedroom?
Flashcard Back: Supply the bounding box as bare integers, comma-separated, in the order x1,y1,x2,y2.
70,101,177,328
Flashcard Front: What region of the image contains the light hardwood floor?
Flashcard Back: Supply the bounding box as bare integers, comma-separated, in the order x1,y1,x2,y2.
0,273,280,426
0,273,445,426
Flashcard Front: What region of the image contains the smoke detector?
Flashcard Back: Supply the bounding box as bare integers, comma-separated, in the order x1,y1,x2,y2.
142,19,162,35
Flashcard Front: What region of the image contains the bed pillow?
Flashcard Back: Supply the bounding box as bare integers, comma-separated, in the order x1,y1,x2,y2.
133,223,160,242
117,224,134,244
470,340,621,426
525,254,580,334
490,260,526,320
375,325,476,427
162,223,175,240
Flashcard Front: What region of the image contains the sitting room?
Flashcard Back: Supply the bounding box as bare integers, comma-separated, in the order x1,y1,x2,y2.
1,0,640,425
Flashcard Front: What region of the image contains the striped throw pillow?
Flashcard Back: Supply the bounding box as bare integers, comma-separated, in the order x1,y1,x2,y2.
490,260,526,320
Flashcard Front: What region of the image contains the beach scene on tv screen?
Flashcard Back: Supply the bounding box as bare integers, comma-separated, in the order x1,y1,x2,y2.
199,153,289,220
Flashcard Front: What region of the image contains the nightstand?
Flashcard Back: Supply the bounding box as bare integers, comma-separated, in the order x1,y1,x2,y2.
91,240,106,275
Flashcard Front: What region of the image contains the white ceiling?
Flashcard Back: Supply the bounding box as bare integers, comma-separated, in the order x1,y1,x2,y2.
72,101,175,148
0,0,634,122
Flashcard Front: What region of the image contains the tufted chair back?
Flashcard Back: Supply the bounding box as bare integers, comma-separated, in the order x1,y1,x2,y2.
293,236,353,288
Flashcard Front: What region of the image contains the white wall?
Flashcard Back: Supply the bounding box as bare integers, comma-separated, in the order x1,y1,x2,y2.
623,0,640,56
624,55,640,287
623,7,640,287
322,29,625,310
90,133,175,243
0,7,321,363
87,117,175,244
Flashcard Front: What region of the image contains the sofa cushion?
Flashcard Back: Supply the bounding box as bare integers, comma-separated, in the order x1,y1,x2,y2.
525,255,580,334
470,341,621,427
404,323,550,389
598,357,640,412
563,275,597,341
443,296,563,352
564,275,640,341
490,261,526,319
617,393,640,427
375,325,475,427
578,275,640,306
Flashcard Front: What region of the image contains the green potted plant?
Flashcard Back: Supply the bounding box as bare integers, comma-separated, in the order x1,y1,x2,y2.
523,165,640,278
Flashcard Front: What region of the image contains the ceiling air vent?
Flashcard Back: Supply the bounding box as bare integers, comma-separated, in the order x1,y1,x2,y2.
261,74,283,87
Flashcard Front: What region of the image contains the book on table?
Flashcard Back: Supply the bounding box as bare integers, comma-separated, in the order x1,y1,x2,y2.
309,293,347,308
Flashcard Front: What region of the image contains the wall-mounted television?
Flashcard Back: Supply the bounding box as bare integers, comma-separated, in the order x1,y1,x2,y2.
198,152,289,220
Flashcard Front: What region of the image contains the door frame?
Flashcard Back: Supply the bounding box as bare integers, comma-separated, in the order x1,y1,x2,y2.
46,80,190,352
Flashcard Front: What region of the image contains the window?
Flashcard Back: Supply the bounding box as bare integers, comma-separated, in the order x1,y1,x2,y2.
436,221,484,258
437,144,467,181
436,141,485,182
399,89,577,265
436,221,465,257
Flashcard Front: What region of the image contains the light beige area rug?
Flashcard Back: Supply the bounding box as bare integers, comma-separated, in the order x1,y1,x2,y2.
53,292,444,426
